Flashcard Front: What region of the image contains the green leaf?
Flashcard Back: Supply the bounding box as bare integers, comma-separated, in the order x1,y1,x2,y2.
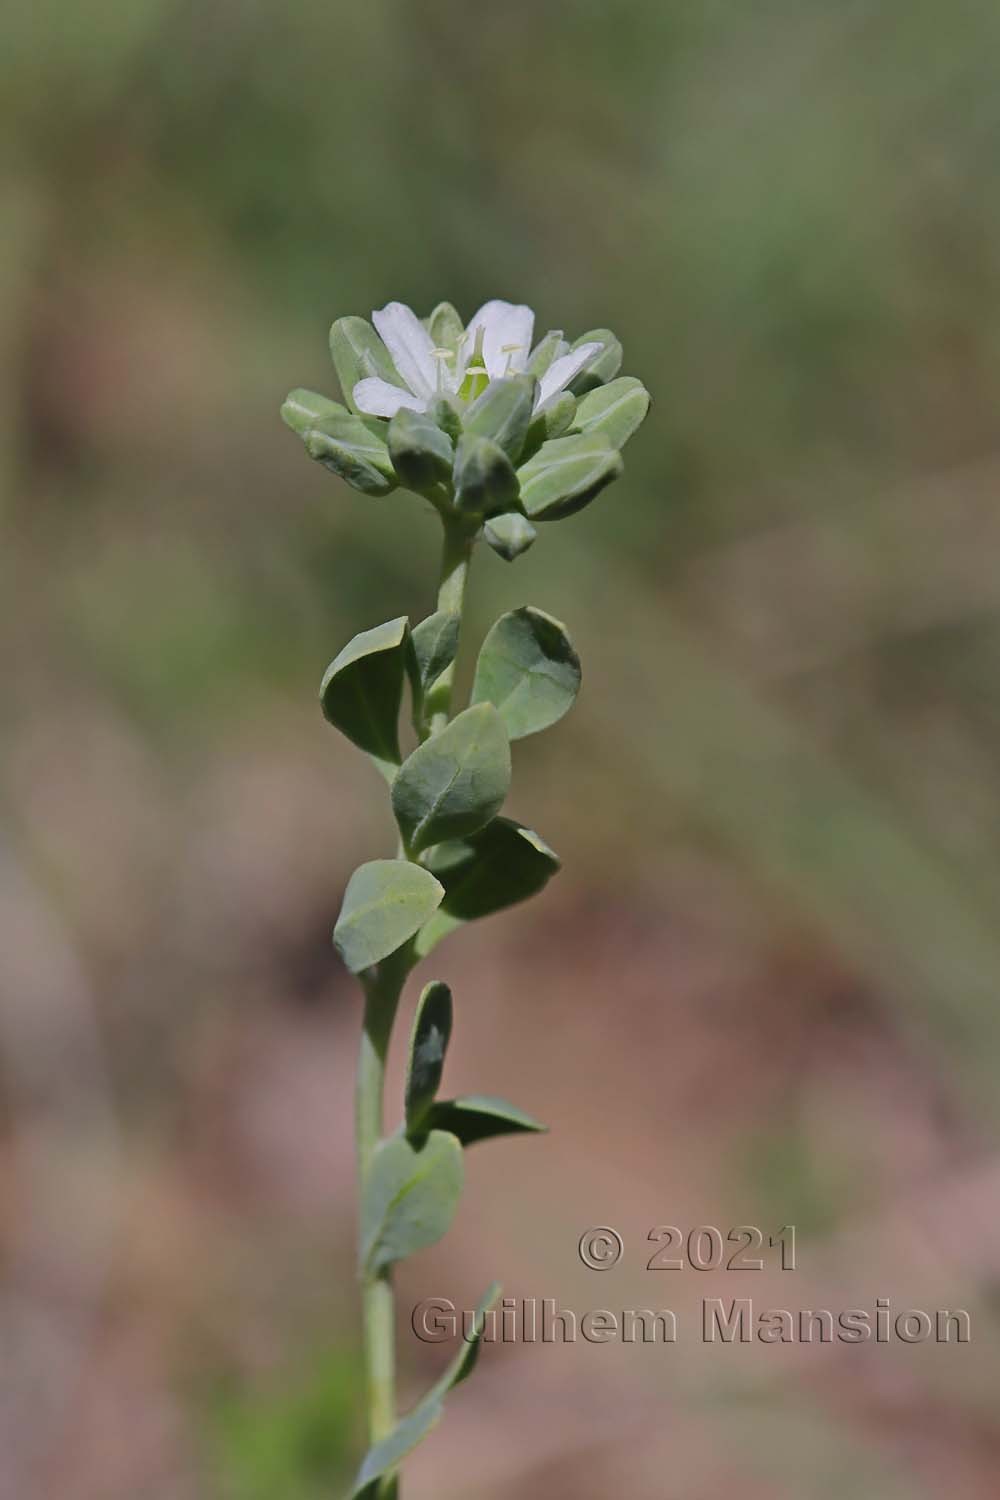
472,606,581,739
426,302,465,352
405,981,453,1135
453,433,519,515
517,432,622,520
426,1095,546,1145
281,387,347,436
333,860,444,974
303,415,397,497
462,375,536,462
411,612,460,693
572,376,650,448
424,816,561,923
320,616,410,766
392,704,511,854
388,408,454,494
567,328,623,393
483,512,537,562
351,1283,500,1498
329,315,404,412
360,1129,463,1275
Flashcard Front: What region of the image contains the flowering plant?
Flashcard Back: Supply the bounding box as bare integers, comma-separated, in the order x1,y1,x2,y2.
283,297,649,1497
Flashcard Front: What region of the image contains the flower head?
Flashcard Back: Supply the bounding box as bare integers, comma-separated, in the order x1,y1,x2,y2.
353,300,603,419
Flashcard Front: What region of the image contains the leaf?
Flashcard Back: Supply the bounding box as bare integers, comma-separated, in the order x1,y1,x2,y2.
320,617,410,766
329,315,405,412
471,606,581,739
452,433,519,515
462,375,536,462
333,860,444,974
424,816,560,923
388,408,454,494
517,432,622,520
567,327,623,393
405,981,453,1135
392,704,511,853
303,415,397,497
483,513,537,562
572,376,650,449
426,301,465,352
360,1130,463,1275
351,1282,500,1498
281,387,348,435
426,1095,546,1145
411,612,460,694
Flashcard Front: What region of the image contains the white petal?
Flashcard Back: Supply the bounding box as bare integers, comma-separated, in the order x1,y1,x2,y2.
536,341,602,409
464,299,535,380
353,377,426,418
371,302,439,400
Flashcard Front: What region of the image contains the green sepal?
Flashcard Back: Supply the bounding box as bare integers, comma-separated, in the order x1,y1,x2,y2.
281,387,347,436
517,432,622,520
483,513,537,562
423,817,560,926
453,433,519,516
351,1283,500,1498
426,302,465,353
360,1129,463,1275
462,375,537,463
329,315,404,412
522,390,576,462
388,408,454,495
425,1095,546,1145
472,606,581,739
303,417,397,497
572,376,650,449
405,981,453,1136
526,330,565,378
567,328,623,393
392,703,511,854
333,859,444,974
320,616,410,767
428,397,462,445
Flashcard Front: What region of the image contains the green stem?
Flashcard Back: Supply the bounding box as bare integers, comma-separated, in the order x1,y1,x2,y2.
426,516,476,733
357,954,408,1472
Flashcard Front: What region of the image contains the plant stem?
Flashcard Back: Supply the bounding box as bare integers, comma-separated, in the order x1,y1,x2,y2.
426,516,476,733
355,515,477,1492
357,955,407,1471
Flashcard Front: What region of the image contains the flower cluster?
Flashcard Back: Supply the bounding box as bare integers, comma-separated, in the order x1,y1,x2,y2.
282,298,649,560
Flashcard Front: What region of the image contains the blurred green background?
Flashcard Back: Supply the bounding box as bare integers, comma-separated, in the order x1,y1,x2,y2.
3,1,1000,1496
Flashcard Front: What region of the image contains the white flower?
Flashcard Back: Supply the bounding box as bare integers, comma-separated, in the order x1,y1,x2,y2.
352,299,602,421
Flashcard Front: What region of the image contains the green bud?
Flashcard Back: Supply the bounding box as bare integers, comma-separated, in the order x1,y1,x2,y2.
483,512,537,562
522,390,576,462
462,375,536,463
329,315,405,412
281,388,347,436
526,330,565,378
568,328,623,393
388,408,454,494
572,376,650,449
426,302,465,352
302,411,397,496
517,432,622,520
453,433,519,515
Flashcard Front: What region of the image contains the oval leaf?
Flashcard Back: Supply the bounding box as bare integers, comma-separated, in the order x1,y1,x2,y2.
334,859,444,974
462,375,536,462
453,432,519,515
572,376,650,449
424,817,560,923
405,981,453,1135
321,617,410,766
410,611,460,694
361,1129,463,1275
483,512,537,562
426,1095,546,1146
392,703,511,854
472,606,581,739
517,432,622,520
352,1282,500,1498
388,407,454,494
329,315,405,412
